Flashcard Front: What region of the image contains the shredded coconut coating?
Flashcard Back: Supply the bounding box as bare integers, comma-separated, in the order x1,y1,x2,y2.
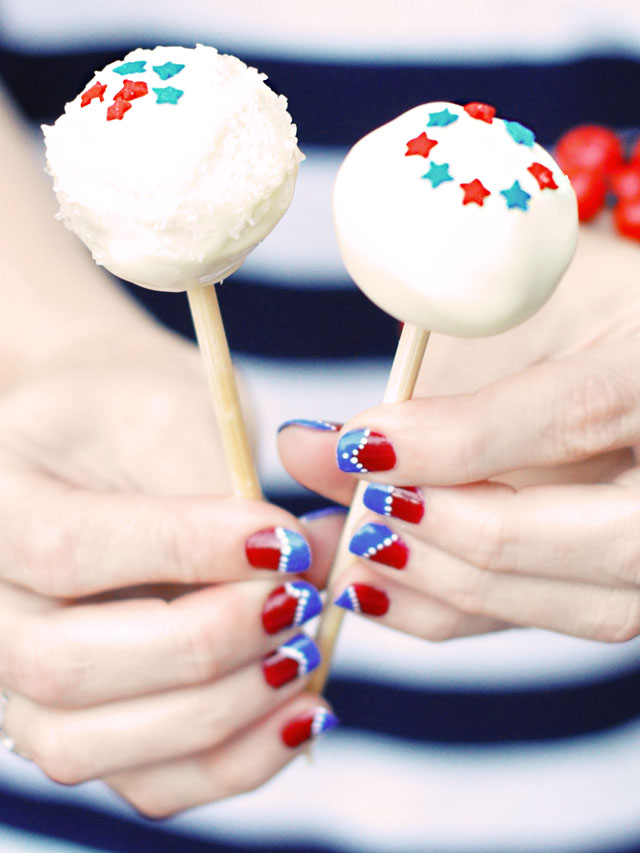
43,45,303,291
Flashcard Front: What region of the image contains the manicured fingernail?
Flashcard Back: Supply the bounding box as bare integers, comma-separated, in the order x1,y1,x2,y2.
281,707,339,748
363,484,424,524
246,527,311,573
263,634,321,688
349,522,408,569
334,583,390,616
262,581,323,635
299,505,348,523
336,429,396,473
278,419,342,433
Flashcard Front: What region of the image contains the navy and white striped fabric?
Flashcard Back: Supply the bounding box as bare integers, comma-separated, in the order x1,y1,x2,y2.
2,2,640,851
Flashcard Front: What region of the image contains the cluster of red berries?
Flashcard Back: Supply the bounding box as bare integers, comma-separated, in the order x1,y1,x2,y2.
555,125,640,240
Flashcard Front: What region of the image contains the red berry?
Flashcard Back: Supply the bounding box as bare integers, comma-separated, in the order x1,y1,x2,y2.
630,137,640,166
556,125,624,176
610,164,640,201
614,198,640,241
565,168,607,222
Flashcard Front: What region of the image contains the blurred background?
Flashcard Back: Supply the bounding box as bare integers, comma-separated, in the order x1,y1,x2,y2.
1,1,640,851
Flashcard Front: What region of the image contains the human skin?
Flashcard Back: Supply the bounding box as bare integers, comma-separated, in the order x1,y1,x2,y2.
0,87,340,817
279,224,640,644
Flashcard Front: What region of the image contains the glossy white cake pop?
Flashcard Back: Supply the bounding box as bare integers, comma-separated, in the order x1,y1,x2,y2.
333,101,578,336
43,45,302,291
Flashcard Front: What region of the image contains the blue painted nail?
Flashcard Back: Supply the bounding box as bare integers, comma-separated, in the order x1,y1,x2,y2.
336,429,396,473
349,523,409,569
299,506,348,523
263,633,321,687
278,419,342,434
363,483,425,524
246,527,311,573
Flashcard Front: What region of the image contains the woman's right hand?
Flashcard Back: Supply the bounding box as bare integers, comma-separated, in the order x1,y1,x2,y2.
0,332,341,817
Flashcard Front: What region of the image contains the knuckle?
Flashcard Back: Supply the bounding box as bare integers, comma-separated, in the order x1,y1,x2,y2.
20,515,82,597
31,720,88,786
472,510,513,573
590,593,640,644
7,621,82,707
125,787,178,820
555,369,635,462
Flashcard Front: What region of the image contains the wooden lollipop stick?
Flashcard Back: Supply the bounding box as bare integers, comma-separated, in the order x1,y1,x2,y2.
309,322,430,693
187,283,262,501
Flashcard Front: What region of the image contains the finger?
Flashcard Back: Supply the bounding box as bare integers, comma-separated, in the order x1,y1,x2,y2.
345,521,640,642
332,341,640,485
3,633,322,783
278,420,356,506
0,579,323,707
330,562,506,641
359,479,640,589
0,474,317,596
105,696,338,818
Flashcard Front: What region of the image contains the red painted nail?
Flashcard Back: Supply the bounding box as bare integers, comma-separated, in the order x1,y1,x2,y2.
349,523,409,569
281,708,339,748
245,527,311,573
337,429,396,473
363,484,424,524
262,634,321,688
261,582,322,634
334,583,390,616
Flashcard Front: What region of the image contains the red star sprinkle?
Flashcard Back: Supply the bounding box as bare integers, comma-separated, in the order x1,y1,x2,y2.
106,99,132,121
464,102,496,123
80,81,107,107
405,132,438,158
114,79,149,102
528,162,558,190
460,179,491,205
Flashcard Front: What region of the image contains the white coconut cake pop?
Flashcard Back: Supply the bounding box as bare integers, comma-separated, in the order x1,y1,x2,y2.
43,45,303,291
333,101,578,336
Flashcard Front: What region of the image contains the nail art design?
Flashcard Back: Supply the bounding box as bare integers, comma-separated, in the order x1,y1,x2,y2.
363,484,424,524
281,707,339,748
278,418,342,433
299,506,348,523
246,527,311,573
336,429,396,473
262,582,323,634
263,634,321,688
349,523,409,569
334,583,390,616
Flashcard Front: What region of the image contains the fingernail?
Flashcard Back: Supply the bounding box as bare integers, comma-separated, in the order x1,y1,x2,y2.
336,429,396,473
349,522,409,569
246,527,311,573
262,581,323,635
278,418,342,433
299,505,348,523
263,634,321,688
334,583,390,616
281,707,339,748
363,484,424,524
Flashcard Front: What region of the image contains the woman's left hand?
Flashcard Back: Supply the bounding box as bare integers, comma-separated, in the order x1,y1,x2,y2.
279,225,640,643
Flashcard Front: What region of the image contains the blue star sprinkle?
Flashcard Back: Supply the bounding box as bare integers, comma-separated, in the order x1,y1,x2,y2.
505,120,535,147
152,61,185,80
500,180,531,210
427,108,458,127
152,86,184,105
422,161,454,188
113,61,147,75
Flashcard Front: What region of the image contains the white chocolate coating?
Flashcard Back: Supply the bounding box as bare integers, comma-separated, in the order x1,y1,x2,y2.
43,45,302,291
333,102,578,336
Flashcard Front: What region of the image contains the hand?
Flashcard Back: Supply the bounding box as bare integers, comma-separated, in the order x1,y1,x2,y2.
279,225,640,644
0,328,341,817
